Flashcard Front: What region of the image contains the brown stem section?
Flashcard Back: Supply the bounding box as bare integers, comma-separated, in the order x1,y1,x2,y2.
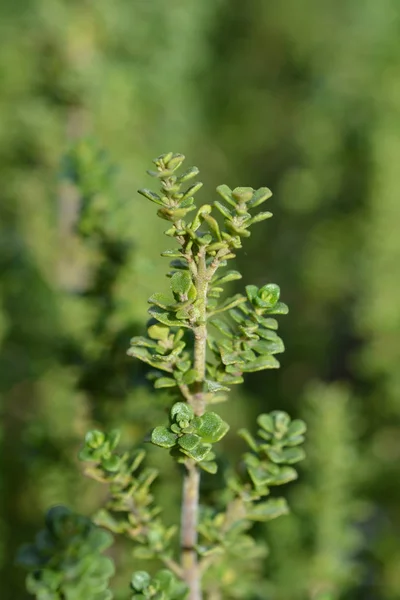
181,462,201,600
180,245,229,598
181,248,209,600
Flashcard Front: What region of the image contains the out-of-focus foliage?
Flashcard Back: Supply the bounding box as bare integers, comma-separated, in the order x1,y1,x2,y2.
17,506,115,600
1,0,400,598
265,383,362,600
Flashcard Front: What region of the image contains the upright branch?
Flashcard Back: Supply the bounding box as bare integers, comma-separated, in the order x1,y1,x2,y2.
127,153,295,599
19,151,307,600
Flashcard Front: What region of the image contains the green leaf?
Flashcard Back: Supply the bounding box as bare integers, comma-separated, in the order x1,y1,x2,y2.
257,328,280,342
210,318,233,338
101,455,121,472
212,270,242,285
214,200,233,219
232,186,254,203
85,430,106,449
205,380,230,393
238,428,259,452
249,211,273,224
258,317,279,330
166,153,185,170
216,184,236,207
148,306,191,328
151,426,177,449
148,292,173,309
199,461,218,474
245,285,258,303
126,346,173,372
241,356,280,371
129,335,157,349
182,369,198,384
248,187,273,208
257,414,274,433
176,166,200,183
106,430,120,451
182,443,212,461
130,449,146,472
266,301,289,315
178,434,201,451
246,498,289,521
202,213,222,240
131,571,151,591
137,189,165,206
267,446,305,464
272,411,291,433
268,466,298,485
193,412,229,443
154,377,177,389
219,346,241,366
148,324,170,341
181,181,203,200
252,338,285,355
171,402,194,422
187,284,197,302
161,248,184,258
229,308,247,325
286,419,307,438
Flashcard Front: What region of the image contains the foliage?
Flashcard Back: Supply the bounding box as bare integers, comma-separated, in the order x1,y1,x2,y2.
18,153,306,599
3,2,400,598
17,506,114,600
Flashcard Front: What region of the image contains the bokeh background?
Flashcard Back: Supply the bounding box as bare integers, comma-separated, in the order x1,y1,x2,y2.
1,1,400,599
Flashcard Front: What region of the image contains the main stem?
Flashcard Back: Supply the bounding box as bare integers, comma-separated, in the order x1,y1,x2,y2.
181,248,209,600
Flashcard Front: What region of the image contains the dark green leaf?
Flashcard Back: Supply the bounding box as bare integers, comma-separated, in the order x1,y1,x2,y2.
151,426,177,449
171,402,194,422
193,412,229,443
178,434,201,451
182,443,212,461
205,380,230,393
131,571,151,591
148,306,191,328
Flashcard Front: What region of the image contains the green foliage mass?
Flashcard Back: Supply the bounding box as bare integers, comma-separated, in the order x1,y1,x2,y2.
1,1,400,599
17,506,114,600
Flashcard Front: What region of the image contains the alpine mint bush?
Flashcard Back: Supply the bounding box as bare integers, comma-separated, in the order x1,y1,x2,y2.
18,152,306,600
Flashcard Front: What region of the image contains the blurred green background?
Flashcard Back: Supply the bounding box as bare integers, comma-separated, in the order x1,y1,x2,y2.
1,1,400,599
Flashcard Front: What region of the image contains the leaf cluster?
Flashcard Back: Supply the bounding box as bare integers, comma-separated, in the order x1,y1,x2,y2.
208,283,287,386
196,412,306,596
238,410,306,498
129,153,287,399
130,570,187,600
79,430,176,562
151,402,229,472
16,506,114,600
